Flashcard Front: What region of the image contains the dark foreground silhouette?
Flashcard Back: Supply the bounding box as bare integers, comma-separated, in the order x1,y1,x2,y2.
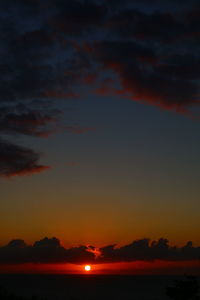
166,276,200,300
0,276,199,300
0,286,44,300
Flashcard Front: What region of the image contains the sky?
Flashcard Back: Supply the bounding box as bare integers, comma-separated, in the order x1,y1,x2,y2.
0,0,200,274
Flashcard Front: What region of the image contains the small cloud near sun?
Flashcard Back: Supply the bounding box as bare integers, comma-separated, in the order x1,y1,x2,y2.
86,245,101,258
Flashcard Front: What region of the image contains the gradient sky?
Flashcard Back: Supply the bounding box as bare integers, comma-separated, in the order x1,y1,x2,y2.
0,0,200,273
1,95,200,247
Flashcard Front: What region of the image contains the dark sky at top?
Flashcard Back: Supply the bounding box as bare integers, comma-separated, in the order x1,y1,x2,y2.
0,0,200,176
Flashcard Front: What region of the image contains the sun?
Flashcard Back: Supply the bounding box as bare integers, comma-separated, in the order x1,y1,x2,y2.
84,265,91,272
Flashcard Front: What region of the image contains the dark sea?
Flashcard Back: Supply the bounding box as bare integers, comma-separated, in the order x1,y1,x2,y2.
0,274,199,300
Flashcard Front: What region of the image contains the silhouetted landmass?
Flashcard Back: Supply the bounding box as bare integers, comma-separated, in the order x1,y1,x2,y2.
166,277,200,300
0,275,200,300
0,286,45,300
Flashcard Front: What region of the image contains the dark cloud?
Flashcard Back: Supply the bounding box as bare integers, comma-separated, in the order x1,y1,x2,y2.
0,0,200,177
106,10,183,43
6,239,27,248
0,139,49,177
90,41,156,64
33,237,61,248
0,0,95,177
0,105,61,137
102,0,198,12
154,55,200,81
0,237,95,264
89,40,198,113
100,238,200,263
48,0,107,36
0,237,200,264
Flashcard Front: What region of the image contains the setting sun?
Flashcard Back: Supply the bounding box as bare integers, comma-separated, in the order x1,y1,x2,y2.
84,265,91,272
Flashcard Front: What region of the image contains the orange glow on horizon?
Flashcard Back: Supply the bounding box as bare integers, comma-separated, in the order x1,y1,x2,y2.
1,260,200,275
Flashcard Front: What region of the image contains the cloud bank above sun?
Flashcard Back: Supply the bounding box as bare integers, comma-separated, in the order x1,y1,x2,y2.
0,237,200,265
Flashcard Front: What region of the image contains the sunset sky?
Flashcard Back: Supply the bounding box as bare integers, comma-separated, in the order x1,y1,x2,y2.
0,0,200,274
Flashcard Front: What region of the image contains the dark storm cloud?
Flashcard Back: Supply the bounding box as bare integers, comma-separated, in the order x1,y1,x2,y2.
0,0,200,177
0,237,200,264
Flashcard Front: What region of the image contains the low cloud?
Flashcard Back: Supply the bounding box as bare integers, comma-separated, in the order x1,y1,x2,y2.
100,238,200,262
0,237,200,264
